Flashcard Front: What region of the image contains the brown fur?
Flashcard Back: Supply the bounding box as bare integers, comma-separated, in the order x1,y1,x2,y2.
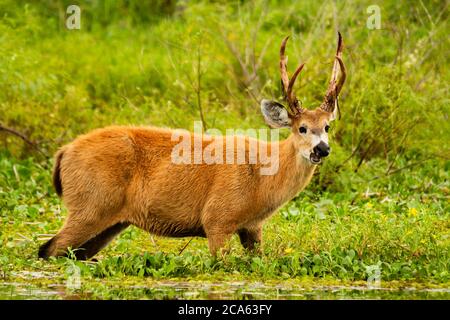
52,148,65,197
39,109,333,259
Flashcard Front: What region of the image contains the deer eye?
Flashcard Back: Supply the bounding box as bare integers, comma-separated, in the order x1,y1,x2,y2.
299,126,307,134
325,125,330,133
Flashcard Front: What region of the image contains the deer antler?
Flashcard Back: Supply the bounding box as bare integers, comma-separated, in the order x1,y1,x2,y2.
321,32,347,113
280,36,305,116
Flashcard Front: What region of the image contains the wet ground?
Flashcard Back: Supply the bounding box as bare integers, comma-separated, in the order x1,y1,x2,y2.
1,280,449,300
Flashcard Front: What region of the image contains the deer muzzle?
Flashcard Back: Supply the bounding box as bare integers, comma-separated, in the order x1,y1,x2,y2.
310,141,330,164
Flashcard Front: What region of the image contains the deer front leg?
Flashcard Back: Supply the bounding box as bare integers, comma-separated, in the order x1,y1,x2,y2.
203,214,237,257
206,232,234,257
238,225,262,252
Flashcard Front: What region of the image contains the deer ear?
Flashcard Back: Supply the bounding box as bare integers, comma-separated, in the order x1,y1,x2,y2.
260,99,292,128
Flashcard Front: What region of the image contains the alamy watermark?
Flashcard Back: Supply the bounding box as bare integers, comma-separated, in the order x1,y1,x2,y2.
366,5,381,30
171,121,281,176
66,264,81,290
366,264,381,288
66,5,81,30
65,4,382,32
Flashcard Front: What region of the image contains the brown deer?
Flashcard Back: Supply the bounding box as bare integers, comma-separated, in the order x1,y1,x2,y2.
38,33,346,260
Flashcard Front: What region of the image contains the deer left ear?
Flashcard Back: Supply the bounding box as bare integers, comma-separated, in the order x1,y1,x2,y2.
260,99,292,128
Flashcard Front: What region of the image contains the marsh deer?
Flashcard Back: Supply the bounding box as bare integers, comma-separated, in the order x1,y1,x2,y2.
39,33,346,260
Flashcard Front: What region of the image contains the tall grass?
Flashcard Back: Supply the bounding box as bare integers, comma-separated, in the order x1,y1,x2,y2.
1,1,448,176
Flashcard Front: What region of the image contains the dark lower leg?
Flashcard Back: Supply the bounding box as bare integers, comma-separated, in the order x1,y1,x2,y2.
74,222,130,260
238,227,262,251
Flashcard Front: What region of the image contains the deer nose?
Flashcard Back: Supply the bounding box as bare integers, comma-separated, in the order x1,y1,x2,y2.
313,141,330,157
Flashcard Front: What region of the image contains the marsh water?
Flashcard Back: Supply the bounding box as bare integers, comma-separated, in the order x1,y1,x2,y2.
1,280,449,300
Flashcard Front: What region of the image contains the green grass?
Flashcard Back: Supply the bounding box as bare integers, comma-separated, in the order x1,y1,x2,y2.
0,0,449,299
1,154,448,298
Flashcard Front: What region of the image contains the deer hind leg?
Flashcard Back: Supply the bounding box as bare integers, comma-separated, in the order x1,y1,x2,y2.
38,212,126,260
73,222,130,260
238,225,262,252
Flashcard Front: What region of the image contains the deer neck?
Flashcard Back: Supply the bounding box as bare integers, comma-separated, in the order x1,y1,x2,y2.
259,134,317,210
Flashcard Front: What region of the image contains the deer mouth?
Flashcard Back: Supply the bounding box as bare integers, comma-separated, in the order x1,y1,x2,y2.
309,152,322,164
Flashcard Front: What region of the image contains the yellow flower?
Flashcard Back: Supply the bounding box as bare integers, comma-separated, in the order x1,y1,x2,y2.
284,247,294,254
408,208,418,217
366,202,373,209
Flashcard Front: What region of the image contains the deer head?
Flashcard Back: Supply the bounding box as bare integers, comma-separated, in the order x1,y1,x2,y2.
261,32,347,164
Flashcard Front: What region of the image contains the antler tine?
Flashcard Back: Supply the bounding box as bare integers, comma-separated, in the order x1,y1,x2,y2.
279,36,290,99
287,63,305,103
321,32,347,113
334,55,346,97
333,32,346,96
279,36,304,116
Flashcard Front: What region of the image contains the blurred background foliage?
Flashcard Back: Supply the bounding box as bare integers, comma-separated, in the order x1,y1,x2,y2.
0,0,448,192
